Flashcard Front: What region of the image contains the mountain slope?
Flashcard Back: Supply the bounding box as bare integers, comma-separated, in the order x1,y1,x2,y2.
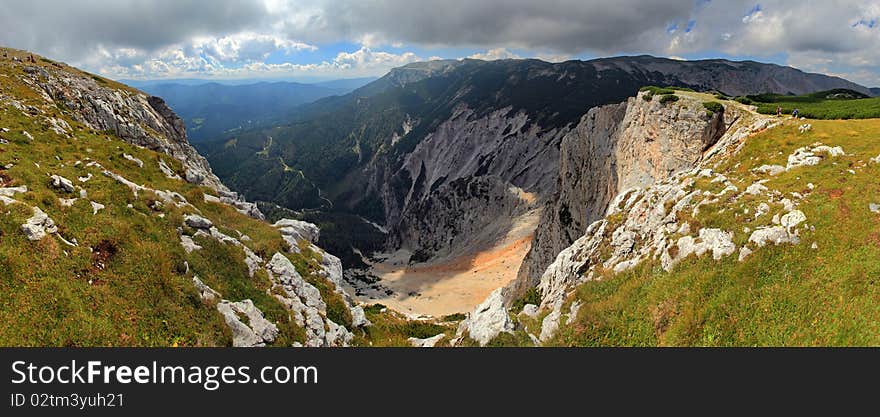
0,47,448,347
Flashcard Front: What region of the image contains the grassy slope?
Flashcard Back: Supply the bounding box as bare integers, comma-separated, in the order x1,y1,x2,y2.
0,47,442,347
549,119,880,346
753,91,880,120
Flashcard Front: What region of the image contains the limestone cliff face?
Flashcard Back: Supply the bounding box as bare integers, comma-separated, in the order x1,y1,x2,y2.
364,105,567,260
512,92,727,298
390,175,532,261
20,63,226,192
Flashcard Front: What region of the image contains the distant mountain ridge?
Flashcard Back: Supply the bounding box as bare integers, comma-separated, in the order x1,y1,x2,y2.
140,81,352,142
871,87,880,97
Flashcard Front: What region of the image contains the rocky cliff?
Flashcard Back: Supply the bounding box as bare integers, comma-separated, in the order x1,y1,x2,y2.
18,61,224,191
456,92,788,345
371,105,566,260
0,48,390,347
513,92,728,298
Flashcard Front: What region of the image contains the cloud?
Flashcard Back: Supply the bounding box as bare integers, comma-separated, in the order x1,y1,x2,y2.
98,45,422,80
468,48,521,61
1,0,879,84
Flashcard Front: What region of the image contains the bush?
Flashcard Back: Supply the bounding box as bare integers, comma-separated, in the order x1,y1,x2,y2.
441,313,467,322
734,96,754,105
640,86,676,96
703,102,725,116
659,94,680,104
511,287,542,313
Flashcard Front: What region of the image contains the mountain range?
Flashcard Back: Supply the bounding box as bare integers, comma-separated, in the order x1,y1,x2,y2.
198,55,870,272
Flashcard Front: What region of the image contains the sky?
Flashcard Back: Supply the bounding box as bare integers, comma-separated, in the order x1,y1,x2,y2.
1,0,879,86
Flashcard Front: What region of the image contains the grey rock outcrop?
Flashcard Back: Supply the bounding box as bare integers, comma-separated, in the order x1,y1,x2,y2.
21,207,57,241
514,92,727,299
49,175,75,193
217,300,279,347
20,62,226,192
275,219,320,246
456,288,515,346
409,334,446,348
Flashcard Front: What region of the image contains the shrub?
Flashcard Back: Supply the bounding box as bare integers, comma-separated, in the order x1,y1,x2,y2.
734,96,754,105
511,287,542,313
640,86,676,96
441,313,467,322
659,94,680,104
703,101,725,117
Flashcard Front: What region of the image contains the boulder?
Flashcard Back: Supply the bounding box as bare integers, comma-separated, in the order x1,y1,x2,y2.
409,334,446,348
458,288,515,346
520,304,539,318
180,235,202,253
755,165,785,176
183,214,213,230
21,207,57,241
49,175,75,193
350,305,371,328
217,300,278,347
699,228,736,260
192,276,220,302
780,210,806,231
749,226,798,247
745,182,769,196
275,219,320,244
540,308,562,342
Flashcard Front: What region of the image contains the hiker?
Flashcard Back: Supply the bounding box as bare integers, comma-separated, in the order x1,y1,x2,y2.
792,108,800,118
777,106,782,117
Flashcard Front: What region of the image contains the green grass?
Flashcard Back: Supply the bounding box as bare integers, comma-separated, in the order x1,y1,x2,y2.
0,48,444,347
753,89,880,119
548,119,880,346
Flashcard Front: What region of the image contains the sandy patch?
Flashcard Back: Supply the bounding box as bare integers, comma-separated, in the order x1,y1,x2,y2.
364,210,540,317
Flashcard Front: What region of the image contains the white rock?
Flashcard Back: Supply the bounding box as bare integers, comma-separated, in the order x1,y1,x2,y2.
566,301,582,326
780,210,806,231
0,186,27,197
540,308,562,342
755,165,785,176
745,182,769,196
409,334,446,348
275,219,321,244
122,153,144,168
350,305,371,328
738,246,753,262
49,175,75,193
180,235,202,253
870,203,880,214
183,214,213,230
699,228,736,260
520,304,539,318
458,288,515,346
21,207,57,241
192,276,220,302
217,300,279,347
59,198,77,207
90,201,104,215
749,227,798,247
